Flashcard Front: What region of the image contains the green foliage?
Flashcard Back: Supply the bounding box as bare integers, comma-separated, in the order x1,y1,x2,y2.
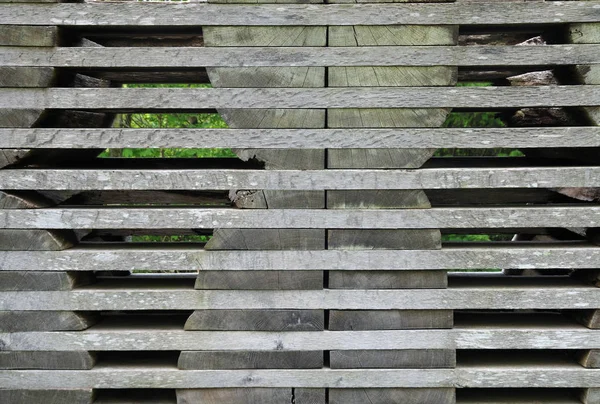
99,83,235,158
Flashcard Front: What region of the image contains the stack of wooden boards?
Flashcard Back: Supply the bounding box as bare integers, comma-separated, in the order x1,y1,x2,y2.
0,0,599,402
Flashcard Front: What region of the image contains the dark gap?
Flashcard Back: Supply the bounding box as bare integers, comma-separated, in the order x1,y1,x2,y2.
93,389,177,403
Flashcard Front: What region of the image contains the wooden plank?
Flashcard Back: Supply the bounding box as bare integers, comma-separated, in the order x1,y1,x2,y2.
205,229,325,249
1,2,599,26
568,21,600,125
582,389,600,404
2,167,600,190
329,310,453,330
178,351,323,369
330,350,455,369
0,67,57,88
0,390,94,404
195,271,323,290
329,388,455,404
0,245,597,271
0,229,75,250
3,44,600,68
184,310,324,331
6,327,600,352
0,25,58,46
0,351,96,370
578,350,600,368
3,86,600,110
0,271,94,290
176,388,322,404
0,311,97,331
2,367,600,389
3,288,599,311
2,127,598,149
3,206,600,229
329,271,447,289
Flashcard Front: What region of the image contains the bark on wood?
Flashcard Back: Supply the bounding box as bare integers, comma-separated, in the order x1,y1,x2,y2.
184,310,324,331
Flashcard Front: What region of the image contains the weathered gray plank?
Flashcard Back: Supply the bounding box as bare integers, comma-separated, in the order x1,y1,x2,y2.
329,388,455,404
0,229,75,250
1,127,598,149
0,25,58,46
0,311,97,331
329,310,453,330
0,351,96,370
329,271,447,289
2,367,600,389
195,271,323,290
3,206,600,229
0,271,94,290
6,327,600,351
568,22,600,125
184,310,324,331
2,167,600,190
0,390,94,404
3,288,598,311
579,350,600,368
0,246,597,271
3,44,600,68
330,350,455,369
0,67,57,88
176,388,320,404
3,86,599,110
581,388,600,404
178,351,323,369
205,229,325,249
1,2,599,26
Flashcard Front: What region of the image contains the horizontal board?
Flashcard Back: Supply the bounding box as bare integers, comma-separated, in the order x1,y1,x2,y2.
0,127,598,149
0,2,599,26
3,45,600,68
2,206,599,229
2,87,599,110
4,327,600,351
1,167,599,190
0,245,597,271
0,367,599,389
1,288,598,310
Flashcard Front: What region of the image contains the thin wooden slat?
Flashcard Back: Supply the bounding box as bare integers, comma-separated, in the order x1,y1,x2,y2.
2,288,599,311
0,351,96,370
2,45,600,68
178,351,323,370
2,206,600,229
2,86,599,110
1,167,600,190
0,271,94,290
329,388,455,404
0,367,599,389
0,25,58,46
5,327,600,351
0,245,597,271
1,2,599,26
176,388,322,404
0,390,94,404
0,127,597,149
